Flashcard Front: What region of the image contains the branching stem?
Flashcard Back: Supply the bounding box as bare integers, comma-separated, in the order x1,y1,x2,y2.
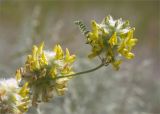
55,60,109,79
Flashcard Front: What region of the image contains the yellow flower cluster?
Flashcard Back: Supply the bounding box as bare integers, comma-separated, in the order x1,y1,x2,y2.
85,16,138,70
0,15,137,114
0,79,29,114
16,43,76,106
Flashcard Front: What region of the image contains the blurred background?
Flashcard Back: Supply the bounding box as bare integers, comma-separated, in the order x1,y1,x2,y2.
0,0,159,114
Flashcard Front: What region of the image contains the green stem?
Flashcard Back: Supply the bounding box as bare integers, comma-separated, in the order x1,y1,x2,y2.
56,62,105,79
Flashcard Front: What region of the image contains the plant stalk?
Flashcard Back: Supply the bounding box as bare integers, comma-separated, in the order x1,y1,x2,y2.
55,62,106,79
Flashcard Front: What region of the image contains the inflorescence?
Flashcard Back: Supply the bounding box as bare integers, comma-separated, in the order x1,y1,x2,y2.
0,15,137,114
76,15,138,70
0,79,29,114
16,43,76,107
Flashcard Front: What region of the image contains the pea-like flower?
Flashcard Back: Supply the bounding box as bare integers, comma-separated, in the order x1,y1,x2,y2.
16,43,76,106
76,15,138,70
0,78,29,114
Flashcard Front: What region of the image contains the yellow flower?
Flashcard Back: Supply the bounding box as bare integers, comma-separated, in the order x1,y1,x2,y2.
90,20,99,39
125,29,138,51
118,29,138,59
108,32,117,47
65,48,76,63
54,44,64,60
16,69,22,81
49,67,57,78
16,43,76,105
111,60,122,70
40,52,48,65
77,15,138,70
19,82,29,98
55,78,69,96
0,78,30,114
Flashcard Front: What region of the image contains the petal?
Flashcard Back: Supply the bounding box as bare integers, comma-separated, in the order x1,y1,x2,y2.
16,69,21,81
126,52,135,59
53,44,64,60
19,82,29,98
38,42,44,54
65,48,76,63
49,67,57,78
112,60,122,70
32,45,38,60
108,32,117,46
